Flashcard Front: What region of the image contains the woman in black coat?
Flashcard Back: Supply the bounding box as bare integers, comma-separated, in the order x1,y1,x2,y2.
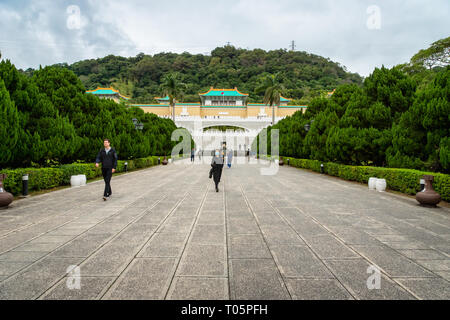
210,149,224,192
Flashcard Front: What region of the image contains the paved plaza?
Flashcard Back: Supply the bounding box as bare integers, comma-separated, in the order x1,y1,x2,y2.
0,158,449,300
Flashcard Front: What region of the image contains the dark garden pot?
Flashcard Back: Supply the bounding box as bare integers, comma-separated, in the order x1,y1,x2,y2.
416,175,441,207
162,157,168,165
0,174,13,209
279,157,284,166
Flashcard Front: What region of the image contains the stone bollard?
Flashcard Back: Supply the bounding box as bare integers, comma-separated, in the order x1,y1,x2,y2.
376,179,387,192
70,175,82,187
78,175,87,186
368,177,377,190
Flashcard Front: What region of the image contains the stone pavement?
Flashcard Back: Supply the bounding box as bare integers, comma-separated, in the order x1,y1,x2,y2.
0,158,449,300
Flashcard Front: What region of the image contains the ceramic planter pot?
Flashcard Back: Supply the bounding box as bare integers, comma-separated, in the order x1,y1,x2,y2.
0,173,13,209
416,175,441,207
162,157,168,165
279,157,284,166
376,179,386,192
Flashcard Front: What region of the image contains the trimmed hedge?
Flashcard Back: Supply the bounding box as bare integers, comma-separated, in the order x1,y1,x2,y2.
0,168,64,195
0,155,164,196
59,164,102,184
283,157,450,202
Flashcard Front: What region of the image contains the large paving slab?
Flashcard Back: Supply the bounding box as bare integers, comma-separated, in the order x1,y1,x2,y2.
0,157,449,299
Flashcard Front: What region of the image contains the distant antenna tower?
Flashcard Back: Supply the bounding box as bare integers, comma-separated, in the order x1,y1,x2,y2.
290,40,296,51
226,42,231,46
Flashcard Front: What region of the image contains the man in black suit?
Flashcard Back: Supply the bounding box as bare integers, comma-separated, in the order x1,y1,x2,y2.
95,138,118,201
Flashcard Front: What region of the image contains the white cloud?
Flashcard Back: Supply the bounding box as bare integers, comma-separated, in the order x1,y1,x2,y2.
0,0,449,76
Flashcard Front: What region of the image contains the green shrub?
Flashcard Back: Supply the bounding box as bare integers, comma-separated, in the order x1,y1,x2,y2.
1,168,64,195
0,169,25,195
59,163,101,184
1,155,163,196
285,157,450,202
134,158,146,169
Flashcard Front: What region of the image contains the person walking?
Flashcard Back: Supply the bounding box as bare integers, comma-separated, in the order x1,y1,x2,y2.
191,148,195,162
95,138,118,201
227,149,233,169
210,149,224,192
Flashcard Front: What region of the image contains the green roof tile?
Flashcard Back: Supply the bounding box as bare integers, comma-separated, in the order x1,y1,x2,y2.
86,87,130,99
199,88,248,97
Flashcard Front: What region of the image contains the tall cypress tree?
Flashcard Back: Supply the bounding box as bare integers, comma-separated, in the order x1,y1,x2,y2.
387,66,450,172
0,79,20,167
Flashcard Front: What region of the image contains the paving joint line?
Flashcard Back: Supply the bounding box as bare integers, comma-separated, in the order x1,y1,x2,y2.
223,167,231,300
34,192,170,300
162,175,211,300
98,188,192,300
33,165,185,299
260,173,358,300
295,205,443,296
238,179,293,300
272,172,424,299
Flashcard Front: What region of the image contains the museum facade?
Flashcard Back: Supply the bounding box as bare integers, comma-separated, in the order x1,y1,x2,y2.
86,86,307,120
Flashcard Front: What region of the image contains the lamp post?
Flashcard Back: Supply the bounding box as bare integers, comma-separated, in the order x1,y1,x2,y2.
304,119,315,132
22,174,29,197
132,118,144,130
304,123,310,132
124,162,128,172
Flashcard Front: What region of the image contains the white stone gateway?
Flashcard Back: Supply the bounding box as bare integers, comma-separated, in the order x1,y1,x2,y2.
175,116,285,153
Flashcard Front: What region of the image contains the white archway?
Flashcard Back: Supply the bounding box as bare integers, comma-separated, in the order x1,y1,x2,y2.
175,116,284,155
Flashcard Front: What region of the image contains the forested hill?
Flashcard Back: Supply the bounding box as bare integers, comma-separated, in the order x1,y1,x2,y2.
45,46,363,104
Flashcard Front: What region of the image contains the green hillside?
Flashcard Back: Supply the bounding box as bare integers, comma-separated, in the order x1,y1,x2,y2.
51,46,363,104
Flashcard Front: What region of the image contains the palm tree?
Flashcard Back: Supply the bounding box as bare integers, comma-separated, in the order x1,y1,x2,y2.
256,74,286,125
160,73,185,122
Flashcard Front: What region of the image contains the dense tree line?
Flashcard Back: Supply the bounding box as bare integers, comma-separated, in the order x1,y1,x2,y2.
0,59,180,169
26,46,363,104
256,64,449,173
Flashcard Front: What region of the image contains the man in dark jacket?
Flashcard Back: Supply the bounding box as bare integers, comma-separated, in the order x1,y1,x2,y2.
95,138,118,201
210,149,224,192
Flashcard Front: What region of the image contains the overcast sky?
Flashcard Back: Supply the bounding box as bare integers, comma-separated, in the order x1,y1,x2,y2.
0,0,448,76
